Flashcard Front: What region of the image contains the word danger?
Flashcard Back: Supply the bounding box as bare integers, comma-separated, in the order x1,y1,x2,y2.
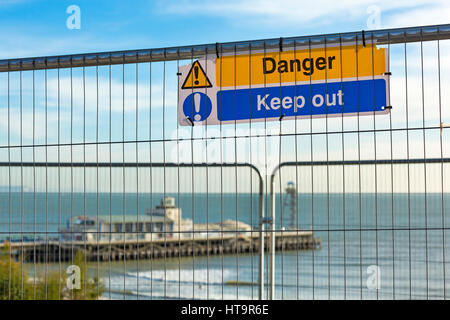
257,90,343,112
262,56,336,76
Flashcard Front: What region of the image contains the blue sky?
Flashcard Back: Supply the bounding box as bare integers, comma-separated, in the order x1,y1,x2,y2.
0,0,449,59
1,1,450,193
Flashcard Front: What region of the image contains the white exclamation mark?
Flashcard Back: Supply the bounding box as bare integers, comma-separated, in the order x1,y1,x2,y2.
194,93,201,121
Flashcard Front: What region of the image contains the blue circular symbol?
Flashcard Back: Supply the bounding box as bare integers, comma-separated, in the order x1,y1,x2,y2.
183,92,212,122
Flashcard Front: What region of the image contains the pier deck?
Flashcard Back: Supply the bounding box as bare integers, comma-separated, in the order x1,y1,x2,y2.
4,231,321,263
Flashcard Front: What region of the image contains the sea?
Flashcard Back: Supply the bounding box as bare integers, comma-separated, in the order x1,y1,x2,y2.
0,192,449,300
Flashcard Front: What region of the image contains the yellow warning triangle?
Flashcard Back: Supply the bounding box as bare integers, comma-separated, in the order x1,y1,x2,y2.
181,60,212,89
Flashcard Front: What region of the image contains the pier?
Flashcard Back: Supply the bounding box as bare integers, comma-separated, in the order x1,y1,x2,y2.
5,231,321,263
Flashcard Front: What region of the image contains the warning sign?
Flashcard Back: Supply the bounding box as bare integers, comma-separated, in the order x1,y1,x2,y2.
181,60,212,89
178,44,390,126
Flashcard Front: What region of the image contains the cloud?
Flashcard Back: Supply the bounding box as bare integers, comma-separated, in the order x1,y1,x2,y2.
45,75,177,113
0,74,178,145
0,108,63,142
384,4,450,28
0,74,177,112
0,0,30,7
159,0,449,28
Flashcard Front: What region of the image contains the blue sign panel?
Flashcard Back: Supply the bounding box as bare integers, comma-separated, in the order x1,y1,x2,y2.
217,79,387,121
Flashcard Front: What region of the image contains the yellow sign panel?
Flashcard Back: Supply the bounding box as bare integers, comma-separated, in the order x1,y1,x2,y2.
182,60,213,89
216,45,386,87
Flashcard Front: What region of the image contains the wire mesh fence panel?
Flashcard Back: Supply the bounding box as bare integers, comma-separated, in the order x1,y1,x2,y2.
0,24,450,300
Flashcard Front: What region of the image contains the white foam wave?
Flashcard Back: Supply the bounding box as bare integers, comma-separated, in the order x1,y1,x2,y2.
126,268,233,286
105,269,254,300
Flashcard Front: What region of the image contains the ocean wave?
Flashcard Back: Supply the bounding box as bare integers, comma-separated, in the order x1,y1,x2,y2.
125,268,234,286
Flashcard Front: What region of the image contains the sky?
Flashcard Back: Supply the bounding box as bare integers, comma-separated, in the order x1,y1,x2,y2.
0,0,450,193
0,0,448,59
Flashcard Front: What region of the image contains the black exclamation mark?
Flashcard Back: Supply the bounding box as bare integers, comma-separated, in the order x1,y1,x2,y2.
194,66,199,85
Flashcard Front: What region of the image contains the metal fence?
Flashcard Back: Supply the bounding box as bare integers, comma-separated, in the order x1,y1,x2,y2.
1,24,450,300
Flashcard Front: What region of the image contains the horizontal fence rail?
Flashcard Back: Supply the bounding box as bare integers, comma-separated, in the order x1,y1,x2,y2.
0,24,448,71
